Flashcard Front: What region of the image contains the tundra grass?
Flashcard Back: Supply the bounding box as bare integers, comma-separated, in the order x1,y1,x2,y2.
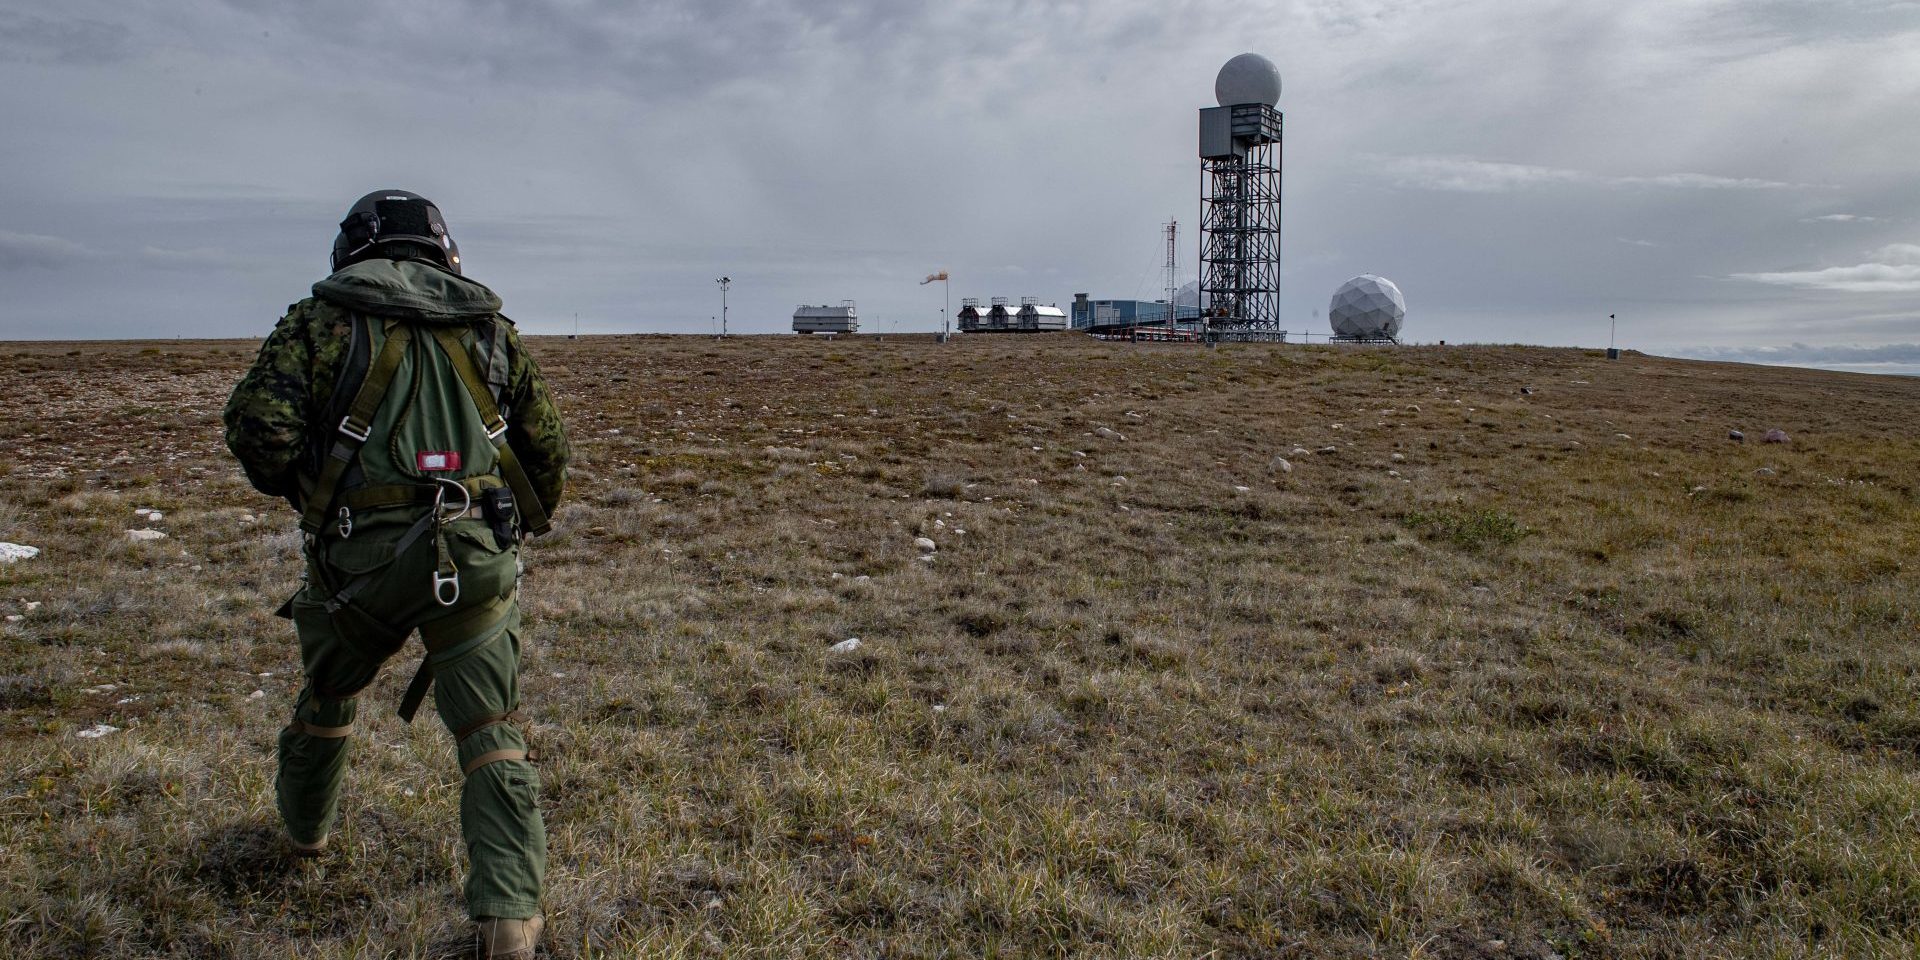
0,336,1916,958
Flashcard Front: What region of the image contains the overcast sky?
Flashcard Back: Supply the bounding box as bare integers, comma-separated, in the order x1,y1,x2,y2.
3,0,1918,372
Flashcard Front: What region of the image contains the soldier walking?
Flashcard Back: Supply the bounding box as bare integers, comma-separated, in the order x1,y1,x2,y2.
224,189,569,958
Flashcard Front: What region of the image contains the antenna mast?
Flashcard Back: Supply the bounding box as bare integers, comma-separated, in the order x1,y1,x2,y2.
1165,219,1178,329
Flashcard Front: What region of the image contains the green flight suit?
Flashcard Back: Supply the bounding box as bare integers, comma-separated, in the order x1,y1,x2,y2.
224,257,569,921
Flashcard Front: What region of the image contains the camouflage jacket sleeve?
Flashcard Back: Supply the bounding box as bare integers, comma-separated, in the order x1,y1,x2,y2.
223,303,319,504
502,323,570,513
222,300,356,506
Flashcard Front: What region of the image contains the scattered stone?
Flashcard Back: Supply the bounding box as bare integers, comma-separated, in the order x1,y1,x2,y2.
247,690,266,700
24,602,40,612
1520,387,1534,395
1763,428,1790,444
239,514,257,523
75,724,120,739
830,638,862,653
931,704,948,713
134,508,164,521
1290,447,1311,457
1387,470,1402,478
1755,467,1777,477
1270,456,1293,473
1318,446,1339,454
1233,485,1251,493
126,529,168,542
1728,430,1744,442
1615,433,1633,440
4,615,20,623
913,537,937,552
1095,427,1126,441
0,543,40,564
1391,453,1406,462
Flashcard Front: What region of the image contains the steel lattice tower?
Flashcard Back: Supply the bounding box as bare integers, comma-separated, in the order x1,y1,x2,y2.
1199,76,1283,341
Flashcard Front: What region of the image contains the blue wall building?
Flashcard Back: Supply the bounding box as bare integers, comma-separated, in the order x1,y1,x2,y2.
1069,293,1203,331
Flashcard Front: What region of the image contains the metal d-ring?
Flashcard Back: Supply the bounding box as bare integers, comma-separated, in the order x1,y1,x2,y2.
433,570,461,606
433,477,472,521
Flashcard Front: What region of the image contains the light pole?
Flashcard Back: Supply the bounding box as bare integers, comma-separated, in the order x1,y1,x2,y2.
716,276,731,337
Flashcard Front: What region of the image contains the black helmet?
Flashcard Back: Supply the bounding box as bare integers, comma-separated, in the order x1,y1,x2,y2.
330,189,462,275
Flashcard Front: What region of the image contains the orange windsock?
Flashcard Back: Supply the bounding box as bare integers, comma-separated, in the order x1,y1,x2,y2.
920,271,949,284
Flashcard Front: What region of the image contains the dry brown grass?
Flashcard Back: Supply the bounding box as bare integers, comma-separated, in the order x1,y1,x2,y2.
1,334,1917,958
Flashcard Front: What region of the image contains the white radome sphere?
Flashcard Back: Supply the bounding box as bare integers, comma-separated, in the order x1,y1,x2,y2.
1215,53,1282,107
1329,275,1406,340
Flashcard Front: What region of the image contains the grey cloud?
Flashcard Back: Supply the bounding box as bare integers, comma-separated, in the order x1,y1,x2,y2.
1731,244,1920,293
1373,155,1805,193
0,13,133,64
138,245,247,267
0,231,95,269
1802,214,1877,222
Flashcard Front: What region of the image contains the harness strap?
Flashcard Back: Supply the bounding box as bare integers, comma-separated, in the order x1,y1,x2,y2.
396,595,513,723
463,748,531,776
340,475,502,512
289,719,354,738
428,327,553,537
299,322,415,535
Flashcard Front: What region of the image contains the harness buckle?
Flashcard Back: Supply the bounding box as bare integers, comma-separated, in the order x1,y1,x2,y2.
485,418,509,443
433,570,461,606
337,416,372,443
337,506,354,539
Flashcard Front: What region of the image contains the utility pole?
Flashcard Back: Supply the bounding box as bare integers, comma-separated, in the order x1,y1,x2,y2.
716,276,731,337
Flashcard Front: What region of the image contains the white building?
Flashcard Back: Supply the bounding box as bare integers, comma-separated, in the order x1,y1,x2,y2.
793,301,858,334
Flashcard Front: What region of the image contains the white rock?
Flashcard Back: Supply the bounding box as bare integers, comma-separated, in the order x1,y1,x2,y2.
932,704,948,713
4,615,20,623
24,602,40,612
914,537,937,552
75,724,120,739
126,529,168,542
247,689,266,699
0,543,40,563
1391,453,1406,462
1234,486,1252,493
1095,427,1126,441
830,637,863,653
1270,457,1293,473
135,508,164,521
239,514,257,523
1388,470,1402,478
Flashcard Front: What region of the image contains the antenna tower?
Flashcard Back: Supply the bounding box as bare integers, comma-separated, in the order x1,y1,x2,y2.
1198,57,1284,341
1165,219,1178,328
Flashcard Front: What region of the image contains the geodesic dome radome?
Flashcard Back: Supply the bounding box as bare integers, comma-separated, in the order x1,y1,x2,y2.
1328,275,1406,340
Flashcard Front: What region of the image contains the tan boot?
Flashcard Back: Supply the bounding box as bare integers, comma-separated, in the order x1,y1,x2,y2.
288,833,328,859
475,915,544,959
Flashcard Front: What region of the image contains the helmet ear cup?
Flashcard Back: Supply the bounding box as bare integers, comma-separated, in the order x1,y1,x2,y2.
339,210,380,246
